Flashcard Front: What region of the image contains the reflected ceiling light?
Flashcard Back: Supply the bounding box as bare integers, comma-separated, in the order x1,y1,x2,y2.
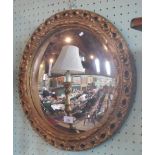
79,32,84,36
90,55,94,60
40,64,43,68
105,60,111,76
95,58,100,73
64,37,72,43
103,44,108,51
81,56,85,61
49,58,54,63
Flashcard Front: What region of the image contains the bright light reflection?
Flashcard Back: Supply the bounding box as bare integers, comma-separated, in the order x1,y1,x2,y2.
105,60,111,76
49,58,54,63
40,64,43,68
90,55,94,60
95,58,100,73
104,44,108,51
79,32,84,36
64,37,72,43
81,56,85,61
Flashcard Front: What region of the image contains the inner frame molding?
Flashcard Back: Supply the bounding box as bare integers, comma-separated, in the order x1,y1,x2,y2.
19,9,136,151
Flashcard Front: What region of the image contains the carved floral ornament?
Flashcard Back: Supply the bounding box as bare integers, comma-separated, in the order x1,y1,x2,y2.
19,9,136,151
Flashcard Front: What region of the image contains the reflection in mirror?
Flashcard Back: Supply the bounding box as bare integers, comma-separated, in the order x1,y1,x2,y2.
37,27,117,133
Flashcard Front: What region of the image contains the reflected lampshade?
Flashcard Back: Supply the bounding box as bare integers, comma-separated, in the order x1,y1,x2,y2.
51,45,85,74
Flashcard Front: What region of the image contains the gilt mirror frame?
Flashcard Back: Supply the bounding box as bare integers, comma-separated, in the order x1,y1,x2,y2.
19,9,136,151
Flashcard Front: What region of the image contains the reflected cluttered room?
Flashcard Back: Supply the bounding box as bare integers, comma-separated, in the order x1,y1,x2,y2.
37,27,117,133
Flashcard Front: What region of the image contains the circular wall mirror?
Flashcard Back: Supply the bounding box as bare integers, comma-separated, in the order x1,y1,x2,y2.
19,9,136,150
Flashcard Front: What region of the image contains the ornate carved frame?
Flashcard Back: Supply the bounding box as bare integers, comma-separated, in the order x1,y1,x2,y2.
19,9,136,151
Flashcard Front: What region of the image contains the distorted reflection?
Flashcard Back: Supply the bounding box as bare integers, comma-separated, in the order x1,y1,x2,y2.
37,27,117,133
